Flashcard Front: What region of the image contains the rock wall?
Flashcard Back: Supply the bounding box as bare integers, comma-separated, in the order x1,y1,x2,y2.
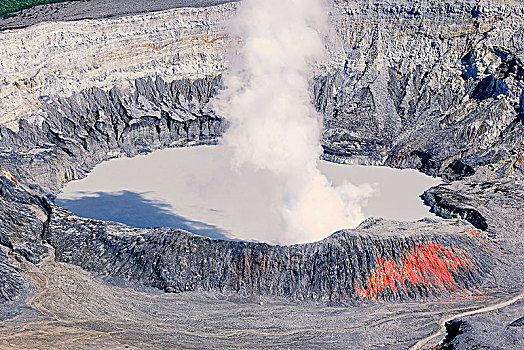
0,2,233,130
1,0,522,179
0,74,508,305
317,0,524,180
0,76,224,194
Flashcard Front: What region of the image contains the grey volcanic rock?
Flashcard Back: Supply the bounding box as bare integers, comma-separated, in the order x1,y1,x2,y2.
45,204,496,303
315,0,524,180
432,297,524,349
0,75,224,302
0,245,25,304
0,75,224,194
422,186,489,231
0,175,48,303
0,177,50,263
423,177,524,247
0,0,522,348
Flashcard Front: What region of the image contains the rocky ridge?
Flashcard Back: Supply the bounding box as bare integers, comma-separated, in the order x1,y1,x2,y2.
46,202,497,303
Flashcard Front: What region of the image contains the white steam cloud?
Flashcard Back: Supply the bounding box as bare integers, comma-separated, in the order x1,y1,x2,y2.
212,0,373,244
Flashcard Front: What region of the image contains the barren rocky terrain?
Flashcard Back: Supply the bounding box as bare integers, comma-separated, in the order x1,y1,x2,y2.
0,0,523,348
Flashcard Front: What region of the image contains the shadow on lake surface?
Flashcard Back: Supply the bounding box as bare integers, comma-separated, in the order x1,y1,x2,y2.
56,190,233,241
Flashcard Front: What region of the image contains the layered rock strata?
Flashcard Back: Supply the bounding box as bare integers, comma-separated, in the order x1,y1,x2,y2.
0,2,234,130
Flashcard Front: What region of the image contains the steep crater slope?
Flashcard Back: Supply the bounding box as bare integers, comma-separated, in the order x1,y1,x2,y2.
0,2,234,129
0,0,522,311
319,0,524,175
315,0,524,249
0,75,503,305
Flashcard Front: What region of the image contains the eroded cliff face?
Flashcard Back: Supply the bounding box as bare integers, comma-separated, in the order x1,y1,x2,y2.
0,0,522,317
0,71,517,306
0,76,224,194
0,2,234,130
318,0,524,177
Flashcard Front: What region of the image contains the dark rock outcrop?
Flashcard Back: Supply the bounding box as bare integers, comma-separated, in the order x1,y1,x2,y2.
0,245,25,304
422,187,488,231
439,320,471,350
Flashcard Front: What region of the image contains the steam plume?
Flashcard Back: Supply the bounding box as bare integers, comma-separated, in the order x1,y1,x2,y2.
213,0,372,244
